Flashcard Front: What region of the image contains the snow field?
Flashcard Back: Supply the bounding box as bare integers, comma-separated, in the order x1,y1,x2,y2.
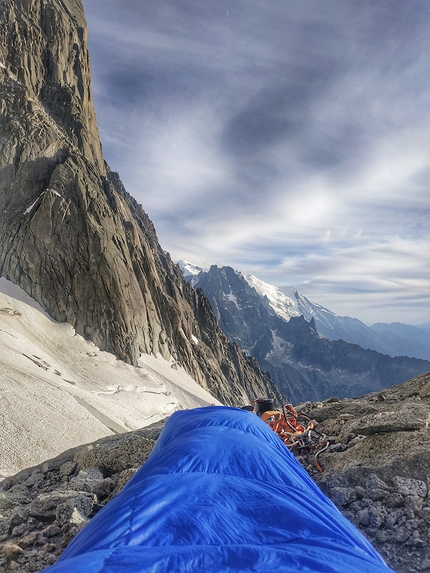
0,278,220,477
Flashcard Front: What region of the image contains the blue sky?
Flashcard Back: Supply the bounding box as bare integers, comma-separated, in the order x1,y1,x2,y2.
83,0,430,325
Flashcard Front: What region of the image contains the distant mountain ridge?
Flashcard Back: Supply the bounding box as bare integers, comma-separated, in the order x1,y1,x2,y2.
179,263,430,402
250,276,430,361
370,322,430,360
179,261,430,361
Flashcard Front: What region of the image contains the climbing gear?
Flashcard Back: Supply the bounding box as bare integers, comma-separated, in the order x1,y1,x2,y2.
244,400,329,472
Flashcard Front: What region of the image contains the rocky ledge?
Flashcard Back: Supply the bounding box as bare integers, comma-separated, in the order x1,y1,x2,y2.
298,371,430,573
0,422,165,572
1,372,429,573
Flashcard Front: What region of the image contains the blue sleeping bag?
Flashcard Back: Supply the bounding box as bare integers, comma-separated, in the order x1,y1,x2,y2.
44,406,395,572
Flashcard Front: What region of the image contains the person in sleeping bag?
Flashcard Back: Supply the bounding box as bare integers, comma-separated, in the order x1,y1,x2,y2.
43,406,396,573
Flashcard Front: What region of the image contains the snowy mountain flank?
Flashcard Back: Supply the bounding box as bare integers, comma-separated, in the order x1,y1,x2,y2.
180,261,430,361
0,277,220,477
249,274,430,361
179,263,430,402
176,260,208,284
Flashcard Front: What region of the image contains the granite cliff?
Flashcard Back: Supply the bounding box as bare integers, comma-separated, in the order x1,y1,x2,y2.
0,0,282,405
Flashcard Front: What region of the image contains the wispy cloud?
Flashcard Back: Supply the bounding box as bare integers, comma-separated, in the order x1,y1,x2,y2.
84,0,430,324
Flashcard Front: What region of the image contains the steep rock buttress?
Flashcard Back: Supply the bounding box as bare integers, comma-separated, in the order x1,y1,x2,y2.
0,0,283,405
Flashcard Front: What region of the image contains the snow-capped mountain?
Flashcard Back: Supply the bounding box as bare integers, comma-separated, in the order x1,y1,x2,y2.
186,265,430,403
245,275,300,322
178,262,430,361
247,275,430,361
176,260,206,285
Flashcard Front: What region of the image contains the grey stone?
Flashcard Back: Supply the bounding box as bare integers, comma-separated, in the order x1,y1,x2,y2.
357,509,370,526
405,495,424,513
59,462,77,478
349,501,363,512
420,507,430,522
18,531,38,548
382,493,404,508
55,493,95,526
0,517,11,536
0,493,15,512
351,410,424,435
329,487,356,507
10,507,29,527
90,478,114,500
24,473,44,488
368,504,386,528
340,510,358,525
41,525,61,539
11,523,28,537
394,477,427,498
394,526,412,543
385,509,404,528
366,488,385,501
354,486,365,499
405,519,420,531
68,468,104,493
374,529,391,543
42,463,54,475
365,474,390,491
405,534,426,548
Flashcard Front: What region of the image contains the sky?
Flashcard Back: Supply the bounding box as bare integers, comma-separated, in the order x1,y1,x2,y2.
83,0,430,326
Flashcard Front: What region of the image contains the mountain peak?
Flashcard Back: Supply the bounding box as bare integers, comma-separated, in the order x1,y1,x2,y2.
177,260,206,278
245,274,300,322
0,0,280,406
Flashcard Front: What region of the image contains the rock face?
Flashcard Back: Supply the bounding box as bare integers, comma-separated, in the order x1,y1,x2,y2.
192,265,430,402
0,421,166,572
0,0,282,405
298,371,430,573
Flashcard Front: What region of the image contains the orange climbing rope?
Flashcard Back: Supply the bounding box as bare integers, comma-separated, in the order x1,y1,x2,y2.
246,401,329,472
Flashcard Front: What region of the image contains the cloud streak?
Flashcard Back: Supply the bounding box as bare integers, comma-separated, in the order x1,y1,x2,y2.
83,0,430,325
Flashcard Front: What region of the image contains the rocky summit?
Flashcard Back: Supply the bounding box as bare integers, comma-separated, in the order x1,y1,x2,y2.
1,373,429,573
0,0,281,406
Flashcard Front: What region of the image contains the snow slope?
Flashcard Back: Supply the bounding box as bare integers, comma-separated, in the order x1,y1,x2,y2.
245,275,300,322
0,278,220,477
177,260,207,285
246,275,341,327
